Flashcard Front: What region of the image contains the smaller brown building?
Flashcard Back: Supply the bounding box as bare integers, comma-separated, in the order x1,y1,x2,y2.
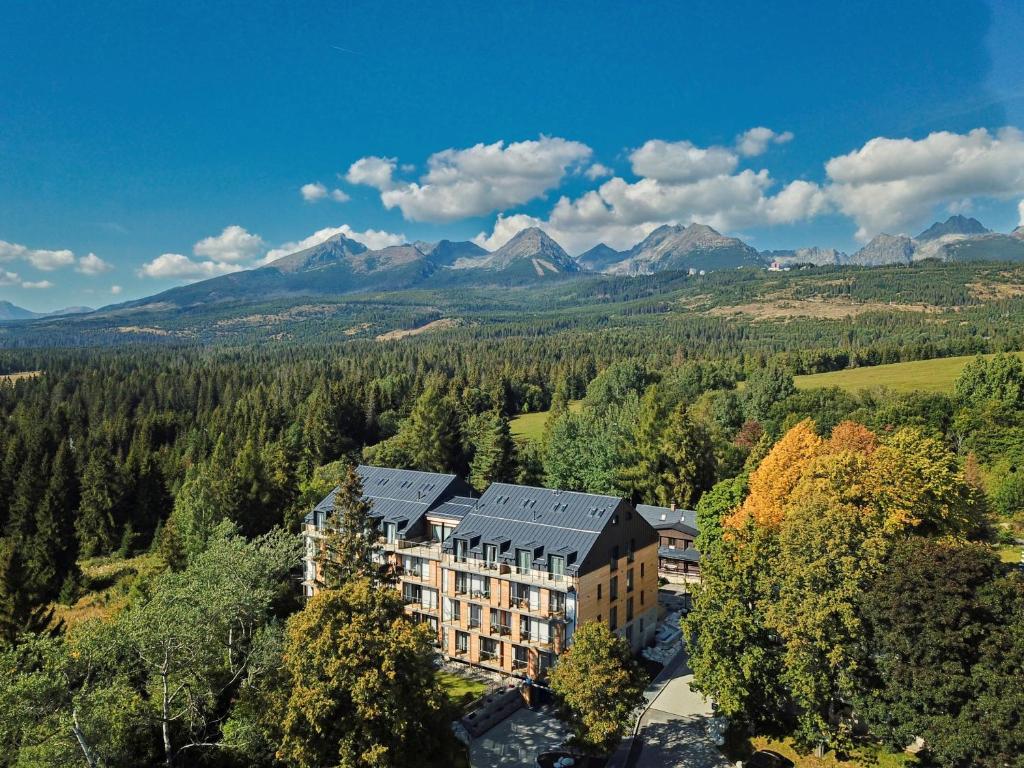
636,504,701,583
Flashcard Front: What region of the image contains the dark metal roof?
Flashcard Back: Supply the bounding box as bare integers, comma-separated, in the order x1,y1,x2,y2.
444,483,626,569
658,546,701,563
428,496,477,520
637,504,699,536
308,465,464,536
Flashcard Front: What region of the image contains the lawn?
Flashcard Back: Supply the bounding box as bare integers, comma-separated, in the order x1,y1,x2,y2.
510,400,583,442
997,543,1023,564
725,735,918,768
53,552,165,628
436,670,489,710
794,351,1024,394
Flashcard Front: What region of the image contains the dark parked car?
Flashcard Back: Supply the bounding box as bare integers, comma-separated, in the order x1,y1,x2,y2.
746,750,796,768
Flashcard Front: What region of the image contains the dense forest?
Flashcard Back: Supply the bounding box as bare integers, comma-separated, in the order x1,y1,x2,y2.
0,261,1022,765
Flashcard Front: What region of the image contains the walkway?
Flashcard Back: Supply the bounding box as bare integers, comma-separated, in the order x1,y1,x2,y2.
469,705,570,768
608,647,730,768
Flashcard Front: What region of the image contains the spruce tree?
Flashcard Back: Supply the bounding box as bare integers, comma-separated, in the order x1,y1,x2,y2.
317,465,384,588
75,448,123,558
402,383,463,473
655,404,716,508
469,410,516,492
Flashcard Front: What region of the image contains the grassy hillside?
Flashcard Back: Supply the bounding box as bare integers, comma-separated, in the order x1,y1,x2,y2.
794,350,1024,393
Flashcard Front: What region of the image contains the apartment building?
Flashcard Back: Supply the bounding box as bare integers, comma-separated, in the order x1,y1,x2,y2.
303,466,660,681
637,503,701,583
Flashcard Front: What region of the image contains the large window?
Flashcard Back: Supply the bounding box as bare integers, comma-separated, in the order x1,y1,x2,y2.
516,548,532,574
385,522,397,544
480,637,501,663
513,645,529,671
455,631,469,655
454,538,468,562
469,603,482,629
626,569,634,593
455,571,490,597
610,575,619,601
548,590,566,616
484,544,498,567
548,554,565,580
609,606,618,631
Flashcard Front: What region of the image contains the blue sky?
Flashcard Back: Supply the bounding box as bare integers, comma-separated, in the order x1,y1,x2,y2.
2,0,1024,311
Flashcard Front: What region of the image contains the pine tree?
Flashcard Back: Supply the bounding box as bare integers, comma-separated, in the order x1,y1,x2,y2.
468,410,516,492
27,442,80,602
318,465,384,588
75,448,124,558
655,404,716,508
617,385,668,504
402,383,463,473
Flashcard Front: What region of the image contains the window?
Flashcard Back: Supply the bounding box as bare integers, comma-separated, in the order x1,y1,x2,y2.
455,631,469,655
548,554,565,581
628,538,635,563
431,523,443,543
469,603,482,629
626,569,634,593
451,599,461,622
610,545,619,571
610,576,618,601
538,651,553,674
516,548,532,574
484,543,497,567
549,590,565,616
455,538,468,562
640,563,645,578
480,637,500,663
625,624,633,644
609,606,618,631
513,645,529,671
627,596,634,622
519,615,531,641
597,583,602,600
511,582,531,608
640,589,645,606
385,522,397,544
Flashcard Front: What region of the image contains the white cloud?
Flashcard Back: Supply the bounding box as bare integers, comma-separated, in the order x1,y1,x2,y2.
736,127,794,157
346,156,398,191
76,253,113,275
110,285,123,295
348,136,593,222
0,270,20,286
22,280,53,289
300,182,350,203
629,139,738,182
27,249,75,271
301,182,328,202
472,214,545,251
826,127,1024,239
138,253,242,280
585,163,613,180
193,225,265,263
262,225,407,263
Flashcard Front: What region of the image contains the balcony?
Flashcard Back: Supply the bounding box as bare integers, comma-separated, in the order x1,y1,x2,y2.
490,624,512,636
479,650,502,666
512,659,529,673
447,556,573,588
383,539,443,560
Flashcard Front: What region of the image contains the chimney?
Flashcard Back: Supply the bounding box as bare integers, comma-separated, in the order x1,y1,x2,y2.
670,502,677,512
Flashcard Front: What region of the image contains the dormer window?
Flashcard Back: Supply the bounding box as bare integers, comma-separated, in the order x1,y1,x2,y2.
484,544,497,567
516,549,531,575
549,555,565,581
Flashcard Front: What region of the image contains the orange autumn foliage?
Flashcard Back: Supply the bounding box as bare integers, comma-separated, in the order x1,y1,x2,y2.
724,419,823,530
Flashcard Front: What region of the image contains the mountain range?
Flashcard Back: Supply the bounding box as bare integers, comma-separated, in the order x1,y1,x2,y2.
6,216,1024,320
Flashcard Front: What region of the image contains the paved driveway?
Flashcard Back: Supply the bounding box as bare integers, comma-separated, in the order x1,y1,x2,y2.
609,649,730,768
469,705,570,768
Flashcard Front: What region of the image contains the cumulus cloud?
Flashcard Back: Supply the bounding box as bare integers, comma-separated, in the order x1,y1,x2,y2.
346,156,398,191
585,163,613,180
347,136,592,221
301,182,328,202
193,225,266,263
629,139,738,182
736,127,794,157
0,270,21,286
301,182,350,203
26,249,75,271
110,285,123,295
76,253,113,275
825,127,1024,240
22,280,53,289
138,253,242,280
262,225,407,263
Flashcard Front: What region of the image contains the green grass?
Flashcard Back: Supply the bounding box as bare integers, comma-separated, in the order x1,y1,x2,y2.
510,400,583,442
732,735,918,768
436,671,489,709
997,543,1023,564
794,351,1024,394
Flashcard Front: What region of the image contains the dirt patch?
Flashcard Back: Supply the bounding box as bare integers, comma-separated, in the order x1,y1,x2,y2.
376,317,461,341
116,325,173,336
706,298,941,320
0,370,41,384
345,322,372,336
967,281,1024,301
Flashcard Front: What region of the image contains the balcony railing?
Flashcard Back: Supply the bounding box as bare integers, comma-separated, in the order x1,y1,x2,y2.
512,659,529,672
479,650,502,665
490,624,512,636
447,556,573,588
